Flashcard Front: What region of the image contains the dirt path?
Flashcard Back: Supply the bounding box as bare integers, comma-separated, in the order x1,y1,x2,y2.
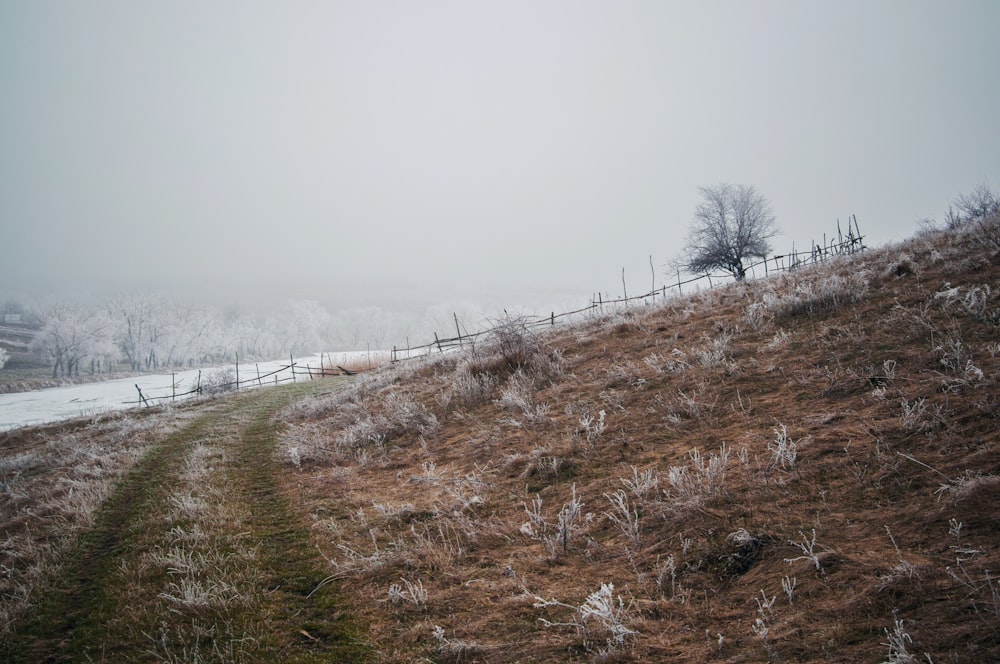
1,381,368,663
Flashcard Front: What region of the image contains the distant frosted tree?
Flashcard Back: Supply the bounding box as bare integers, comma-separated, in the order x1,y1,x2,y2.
32,304,112,377
0,347,9,370
681,183,778,281
108,294,159,371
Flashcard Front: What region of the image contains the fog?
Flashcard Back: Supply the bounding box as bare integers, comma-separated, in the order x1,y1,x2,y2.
2,1,999,330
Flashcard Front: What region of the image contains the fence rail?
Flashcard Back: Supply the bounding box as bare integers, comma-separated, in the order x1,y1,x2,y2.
391,216,865,362
123,355,345,406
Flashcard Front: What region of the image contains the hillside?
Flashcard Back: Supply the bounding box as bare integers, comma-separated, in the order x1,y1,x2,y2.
1,216,998,662
276,217,1000,662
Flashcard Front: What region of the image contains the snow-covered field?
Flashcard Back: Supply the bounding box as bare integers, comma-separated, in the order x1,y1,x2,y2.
0,352,375,431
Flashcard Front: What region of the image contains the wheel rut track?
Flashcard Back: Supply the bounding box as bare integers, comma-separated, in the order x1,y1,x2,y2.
1,382,367,663
1,403,231,663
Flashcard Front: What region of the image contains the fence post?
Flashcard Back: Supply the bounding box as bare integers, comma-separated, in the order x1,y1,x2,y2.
172,373,176,402
434,332,442,353
235,352,239,391
290,354,296,382
256,364,262,387
135,384,150,408
454,313,463,348
197,370,202,395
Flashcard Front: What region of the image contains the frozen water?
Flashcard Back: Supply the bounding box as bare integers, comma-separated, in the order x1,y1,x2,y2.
0,352,372,431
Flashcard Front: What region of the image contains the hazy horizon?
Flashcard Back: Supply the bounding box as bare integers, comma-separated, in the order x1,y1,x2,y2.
3,1,998,316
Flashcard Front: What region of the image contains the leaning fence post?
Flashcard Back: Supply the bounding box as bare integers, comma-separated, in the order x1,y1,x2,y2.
290,354,296,382
135,384,150,408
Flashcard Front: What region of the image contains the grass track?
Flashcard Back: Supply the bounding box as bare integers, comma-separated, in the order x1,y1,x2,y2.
0,380,370,663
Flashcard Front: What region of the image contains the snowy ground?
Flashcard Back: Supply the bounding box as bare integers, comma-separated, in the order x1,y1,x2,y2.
0,352,375,431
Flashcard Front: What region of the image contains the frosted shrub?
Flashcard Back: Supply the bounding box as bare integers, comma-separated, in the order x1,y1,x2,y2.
621,465,659,502
522,486,590,557
695,332,732,368
337,389,439,451
282,422,338,465
935,333,984,388
899,398,929,432
452,367,498,406
768,425,797,470
785,529,825,573
388,577,427,609
534,582,638,655
603,489,641,547
881,612,917,664
338,416,383,451
382,390,438,436
496,370,548,422
200,368,236,395
760,270,869,319
745,301,772,330
961,284,992,320
465,315,562,379
579,410,606,445
557,484,586,554
665,444,729,505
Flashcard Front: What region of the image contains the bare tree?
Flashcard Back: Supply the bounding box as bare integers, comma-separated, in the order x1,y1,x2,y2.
681,183,778,280
953,182,999,222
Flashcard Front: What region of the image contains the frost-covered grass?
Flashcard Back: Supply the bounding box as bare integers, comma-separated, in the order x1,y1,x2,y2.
270,218,1000,661
0,409,174,633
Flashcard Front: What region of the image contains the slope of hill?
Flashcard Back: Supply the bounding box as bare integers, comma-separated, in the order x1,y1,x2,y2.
276,217,1000,662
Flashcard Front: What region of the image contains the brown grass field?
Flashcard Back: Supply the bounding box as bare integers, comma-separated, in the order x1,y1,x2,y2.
2,215,999,662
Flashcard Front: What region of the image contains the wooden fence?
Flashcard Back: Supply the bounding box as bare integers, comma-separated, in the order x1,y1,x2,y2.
125,354,342,406
391,216,865,362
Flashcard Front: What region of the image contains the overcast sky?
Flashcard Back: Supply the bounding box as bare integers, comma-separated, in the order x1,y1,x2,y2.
2,0,998,313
